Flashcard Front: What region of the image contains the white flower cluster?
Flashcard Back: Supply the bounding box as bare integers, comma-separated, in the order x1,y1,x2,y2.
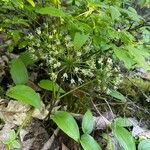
26,25,123,89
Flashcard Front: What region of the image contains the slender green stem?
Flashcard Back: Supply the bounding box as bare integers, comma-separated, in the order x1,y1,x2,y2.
6,145,10,150
16,108,34,136
59,79,97,99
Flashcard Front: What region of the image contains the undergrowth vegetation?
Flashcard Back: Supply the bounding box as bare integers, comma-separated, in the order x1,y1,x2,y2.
0,0,150,150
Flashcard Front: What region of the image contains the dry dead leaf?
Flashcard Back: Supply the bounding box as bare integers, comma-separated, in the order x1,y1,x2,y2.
0,123,14,150
62,143,70,150
138,131,150,139
41,128,59,150
0,99,49,126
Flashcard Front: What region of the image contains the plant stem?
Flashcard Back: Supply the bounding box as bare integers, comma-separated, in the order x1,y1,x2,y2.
59,79,97,99
6,145,10,150
16,108,34,136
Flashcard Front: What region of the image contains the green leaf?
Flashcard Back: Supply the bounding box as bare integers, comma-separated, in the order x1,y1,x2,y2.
38,80,65,93
11,0,24,8
80,134,102,150
108,90,126,102
139,0,147,6
12,141,21,149
4,130,16,144
114,48,135,69
27,0,35,7
36,6,66,17
6,85,41,109
138,139,150,150
74,32,89,50
10,58,28,85
127,46,150,70
19,51,36,66
82,110,94,134
119,31,135,44
51,0,61,5
110,6,121,21
112,125,136,150
114,117,132,127
51,111,80,142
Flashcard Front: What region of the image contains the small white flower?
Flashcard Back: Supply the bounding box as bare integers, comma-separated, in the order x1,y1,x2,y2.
49,58,54,64
49,35,53,39
107,58,112,64
51,45,56,50
106,89,111,94
56,40,61,45
74,67,79,73
77,52,82,57
98,58,103,64
82,69,87,75
53,29,57,34
54,51,59,55
28,34,33,39
57,62,61,67
51,72,57,80
54,64,58,68
44,23,48,28
71,78,75,84
84,46,90,51
66,42,73,48
114,67,118,72
78,78,83,83
37,43,40,47
118,29,121,32
65,35,71,41
36,29,41,35
88,72,94,77
62,73,68,79
47,44,51,48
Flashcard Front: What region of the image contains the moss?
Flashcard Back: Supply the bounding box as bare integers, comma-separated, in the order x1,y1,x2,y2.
120,77,150,102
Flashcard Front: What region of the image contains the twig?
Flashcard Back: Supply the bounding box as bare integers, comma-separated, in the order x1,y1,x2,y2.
16,108,34,136
91,99,111,127
100,97,114,118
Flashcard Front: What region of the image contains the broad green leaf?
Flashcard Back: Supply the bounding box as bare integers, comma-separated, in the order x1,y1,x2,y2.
127,46,150,70
27,0,35,7
112,125,136,150
19,51,36,66
77,21,92,32
38,80,65,93
119,31,134,44
3,130,16,144
138,139,150,150
50,0,60,5
82,110,94,134
114,117,132,127
6,85,41,109
12,141,21,149
80,134,102,150
120,7,142,22
114,48,135,69
36,6,66,17
11,0,24,8
10,58,28,85
74,32,89,50
108,90,126,102
51,111,80,142
139,0,147,6
4,18,29,26
110,6,121,21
